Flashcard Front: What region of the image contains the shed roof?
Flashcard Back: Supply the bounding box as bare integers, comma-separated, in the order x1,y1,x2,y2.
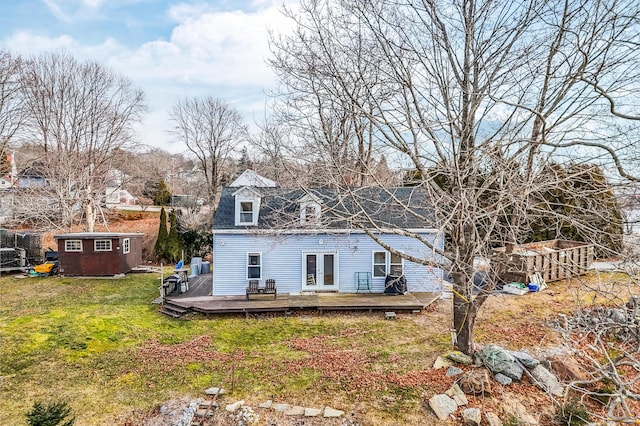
54,232,144,239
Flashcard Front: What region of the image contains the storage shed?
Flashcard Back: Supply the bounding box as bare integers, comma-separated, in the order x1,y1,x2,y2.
494,239,594,284
54,232,143,276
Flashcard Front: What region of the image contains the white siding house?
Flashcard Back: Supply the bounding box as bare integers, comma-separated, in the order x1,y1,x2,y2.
212,175,445,297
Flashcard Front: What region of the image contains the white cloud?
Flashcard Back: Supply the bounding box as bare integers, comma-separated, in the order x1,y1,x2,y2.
2,1,297,152
82,0,105,8
42,0,72,22
167,2,215,22
115,5,293,88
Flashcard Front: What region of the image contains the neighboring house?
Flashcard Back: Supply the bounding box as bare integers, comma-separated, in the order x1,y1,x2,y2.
229,169,277,188
105,169,138,207
17,163,48,188
0,176,14,190
54,232,143,276
212,176,445,297
0,153,18,190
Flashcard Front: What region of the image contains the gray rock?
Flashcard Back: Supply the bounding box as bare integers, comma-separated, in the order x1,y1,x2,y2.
477,344,516,375
445,384,468,406
428,394,458,420
609,308,626,323
446,351,474,365
204,387,225,395
258,400,273,409
477,345,524,380
225,400,244,413
502,393,538,425
509,351,540,369
500,362,524,381
433,355,454,369
494,373,512,385
273,403,290,412
323,407,344,417
530,365,564,397
446,366,463,377
304,407,322,417
284,405,305,416
462,407,482,426
485,412,503,426
236,406,258,424
160,405,168,415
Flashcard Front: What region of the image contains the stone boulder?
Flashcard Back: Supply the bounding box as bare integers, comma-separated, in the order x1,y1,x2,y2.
461,407,482,425
477,345,523,381
501,393,538,426
428,394,458,421
446,350,474,365
458,369,492,395
548,355,589,382
529,365,564,397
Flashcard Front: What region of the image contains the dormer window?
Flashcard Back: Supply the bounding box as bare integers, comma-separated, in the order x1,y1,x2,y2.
300,202,322,225
240,201,254,223
233,186,261,226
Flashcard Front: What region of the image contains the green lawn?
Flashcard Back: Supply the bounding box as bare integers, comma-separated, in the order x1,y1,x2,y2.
0,273,452,425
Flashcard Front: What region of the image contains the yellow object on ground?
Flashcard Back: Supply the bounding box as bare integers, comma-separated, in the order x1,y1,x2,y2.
33,262,56,274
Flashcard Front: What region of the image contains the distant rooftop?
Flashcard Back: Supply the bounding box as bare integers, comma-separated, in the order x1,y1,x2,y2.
229,169,276,188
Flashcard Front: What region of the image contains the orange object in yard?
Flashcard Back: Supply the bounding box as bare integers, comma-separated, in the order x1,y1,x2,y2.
33,262,56,274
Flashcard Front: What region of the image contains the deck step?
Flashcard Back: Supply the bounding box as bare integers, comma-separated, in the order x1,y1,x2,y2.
163,303,189,314
159,307,183,318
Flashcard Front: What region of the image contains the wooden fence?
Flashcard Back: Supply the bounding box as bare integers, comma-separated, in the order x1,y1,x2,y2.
493,240,595,284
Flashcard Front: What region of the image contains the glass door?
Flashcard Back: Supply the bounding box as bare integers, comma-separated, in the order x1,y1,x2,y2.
303,252,337,291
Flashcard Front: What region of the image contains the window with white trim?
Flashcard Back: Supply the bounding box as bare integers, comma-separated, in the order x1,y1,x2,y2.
373,251,387,277
372,251,404,277
300,201,321,224
65,240,82,252
123,238,130,254
389,252,403,275
239,201,254,224
94,239,112,252
247,252,262,279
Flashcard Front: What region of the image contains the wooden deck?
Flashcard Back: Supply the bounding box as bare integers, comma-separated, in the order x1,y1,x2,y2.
164,273,441,316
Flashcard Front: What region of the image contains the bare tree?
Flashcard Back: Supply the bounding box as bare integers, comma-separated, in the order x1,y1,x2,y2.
0,51,23,163
14,52,146,232
270,0,640,359
269,7,388,187
169,97,247,206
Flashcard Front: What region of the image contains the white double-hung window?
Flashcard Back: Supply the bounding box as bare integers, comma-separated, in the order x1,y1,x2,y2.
372,251,404,277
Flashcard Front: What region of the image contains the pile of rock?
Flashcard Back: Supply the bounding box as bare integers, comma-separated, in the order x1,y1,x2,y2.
187,387,346,425
429,345,580,424
556,296,640,342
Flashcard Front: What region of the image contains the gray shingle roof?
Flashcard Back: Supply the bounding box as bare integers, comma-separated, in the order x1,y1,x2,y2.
213,186,436,230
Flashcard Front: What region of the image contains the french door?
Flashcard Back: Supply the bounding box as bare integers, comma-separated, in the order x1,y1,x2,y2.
302,252,338,291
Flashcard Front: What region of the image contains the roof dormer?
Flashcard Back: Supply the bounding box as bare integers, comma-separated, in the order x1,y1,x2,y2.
233,186,262,226
299,193,322,225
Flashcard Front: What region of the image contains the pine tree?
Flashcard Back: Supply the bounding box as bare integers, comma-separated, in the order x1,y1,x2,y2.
153,179,172,205
26,401,75,426
154,207,168,262
166,209,183,263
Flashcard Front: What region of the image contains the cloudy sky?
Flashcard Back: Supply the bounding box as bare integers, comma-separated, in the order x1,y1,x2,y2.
0,0,294,153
